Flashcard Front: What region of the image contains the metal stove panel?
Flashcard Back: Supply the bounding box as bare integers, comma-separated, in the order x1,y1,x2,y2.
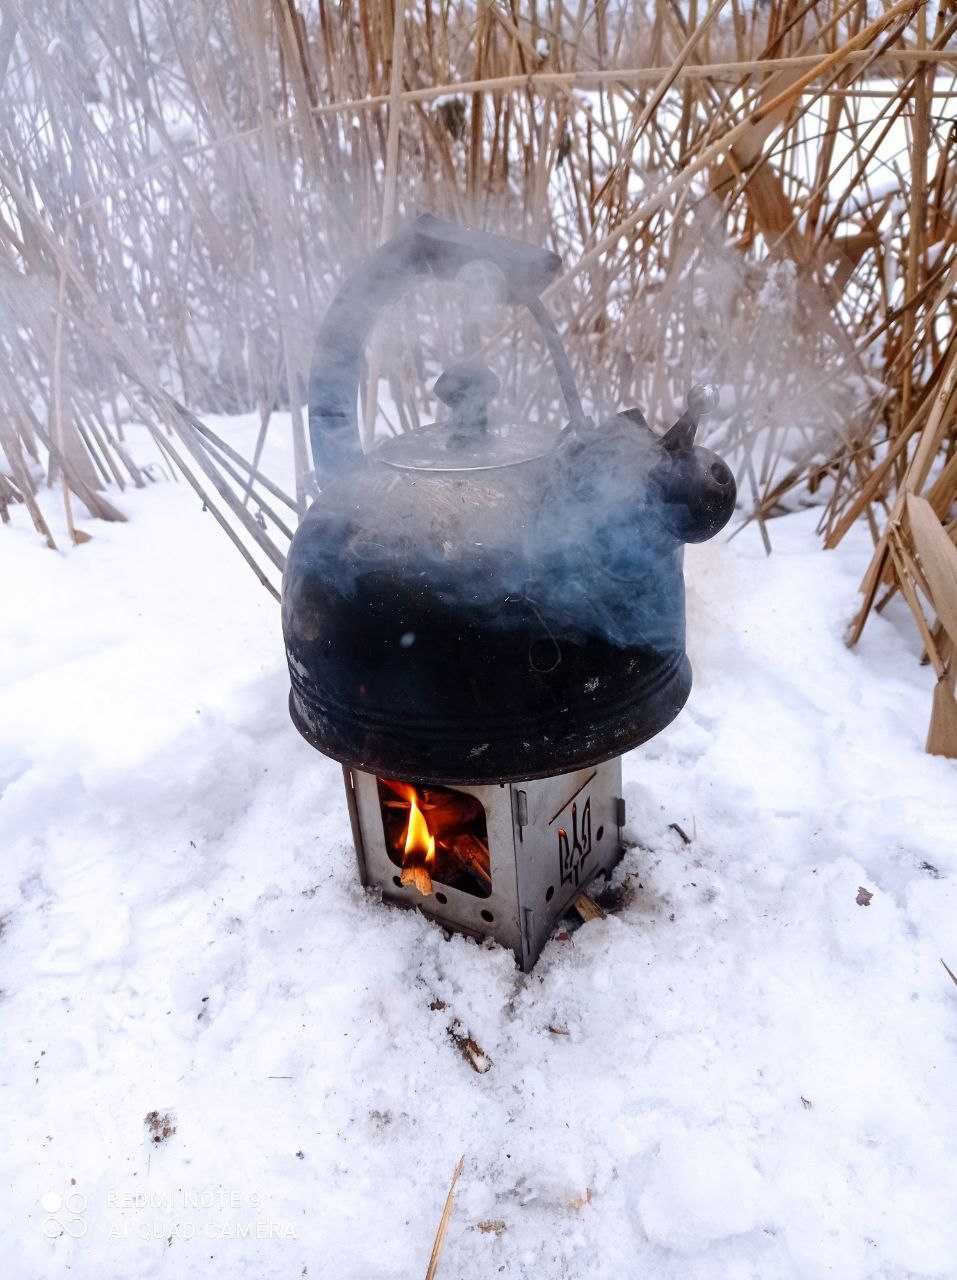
512,758,624,965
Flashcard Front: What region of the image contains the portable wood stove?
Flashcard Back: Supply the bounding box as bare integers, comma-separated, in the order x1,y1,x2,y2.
343,760,625,970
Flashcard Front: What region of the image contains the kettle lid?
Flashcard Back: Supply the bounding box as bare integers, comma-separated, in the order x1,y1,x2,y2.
372,360,554,473
372,419,555,474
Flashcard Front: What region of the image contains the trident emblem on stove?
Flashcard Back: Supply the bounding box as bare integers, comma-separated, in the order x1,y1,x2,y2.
558,797,592,887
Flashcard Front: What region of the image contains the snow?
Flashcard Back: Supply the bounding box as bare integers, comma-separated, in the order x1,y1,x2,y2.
3,418,957,1279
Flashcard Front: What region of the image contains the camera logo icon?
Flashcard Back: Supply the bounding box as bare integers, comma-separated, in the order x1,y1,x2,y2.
41,1190,87,1239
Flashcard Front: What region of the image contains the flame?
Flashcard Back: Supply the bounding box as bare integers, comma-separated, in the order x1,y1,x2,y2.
400,789,435,896
404,792,436,864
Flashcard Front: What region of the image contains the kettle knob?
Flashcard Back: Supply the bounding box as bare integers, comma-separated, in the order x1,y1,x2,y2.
434,361,500,411
434,362,500,444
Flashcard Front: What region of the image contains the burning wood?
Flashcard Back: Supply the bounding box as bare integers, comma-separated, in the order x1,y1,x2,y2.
399,790,436,896
379,778,491,899
400,865,434,896
443,834,492,895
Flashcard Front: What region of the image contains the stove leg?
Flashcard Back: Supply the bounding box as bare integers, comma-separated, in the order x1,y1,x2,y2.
342,766,371,887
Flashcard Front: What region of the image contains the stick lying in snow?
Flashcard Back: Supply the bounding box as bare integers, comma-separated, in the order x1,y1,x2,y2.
424,1155,465,1280
573,892,605,922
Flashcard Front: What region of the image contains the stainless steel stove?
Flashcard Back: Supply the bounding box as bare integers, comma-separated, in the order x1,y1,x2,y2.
343,759,625,970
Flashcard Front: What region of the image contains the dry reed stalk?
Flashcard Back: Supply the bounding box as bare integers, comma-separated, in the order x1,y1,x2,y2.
141,418,281,603
363,0,408,453
847,340,957,644
248,0,311,513
907,495,957,653
907,493,957,754
0,417,56,550
379,0,407,241
51,263,87,547
423,1155,465,1280
305,48,957,118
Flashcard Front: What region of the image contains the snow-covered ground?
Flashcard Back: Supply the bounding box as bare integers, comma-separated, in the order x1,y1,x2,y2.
3,421,957,1279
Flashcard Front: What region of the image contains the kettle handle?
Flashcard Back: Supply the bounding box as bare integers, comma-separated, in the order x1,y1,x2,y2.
309,214,562,479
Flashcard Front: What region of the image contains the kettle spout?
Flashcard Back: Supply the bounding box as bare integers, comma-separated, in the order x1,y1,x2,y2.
660,383,719,455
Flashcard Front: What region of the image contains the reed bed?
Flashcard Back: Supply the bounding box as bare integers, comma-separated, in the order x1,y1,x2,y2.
1,0,955,749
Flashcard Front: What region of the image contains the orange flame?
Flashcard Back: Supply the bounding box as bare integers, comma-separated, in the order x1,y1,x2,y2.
404,792,436,864
400,789,435,896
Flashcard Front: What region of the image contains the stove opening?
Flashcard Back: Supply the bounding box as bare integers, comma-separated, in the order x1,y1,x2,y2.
377,778,491,899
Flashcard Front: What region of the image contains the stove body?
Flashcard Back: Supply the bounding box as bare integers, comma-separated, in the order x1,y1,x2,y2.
344,758,625,970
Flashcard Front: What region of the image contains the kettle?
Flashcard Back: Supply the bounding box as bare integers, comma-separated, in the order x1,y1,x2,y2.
282,215,736,784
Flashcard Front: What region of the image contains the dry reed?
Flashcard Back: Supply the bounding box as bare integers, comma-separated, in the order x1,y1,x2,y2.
1,0,955,748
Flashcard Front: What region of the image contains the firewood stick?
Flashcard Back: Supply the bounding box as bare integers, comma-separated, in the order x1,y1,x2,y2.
442,834,492,893
401,864,433,897
573,892,605,922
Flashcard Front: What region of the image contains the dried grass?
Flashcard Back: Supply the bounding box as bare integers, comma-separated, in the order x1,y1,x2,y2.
1,0,955,746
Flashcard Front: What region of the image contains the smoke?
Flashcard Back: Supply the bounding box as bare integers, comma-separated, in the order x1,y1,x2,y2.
362,198,865,528
601,198,869,500
284,202,869,709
